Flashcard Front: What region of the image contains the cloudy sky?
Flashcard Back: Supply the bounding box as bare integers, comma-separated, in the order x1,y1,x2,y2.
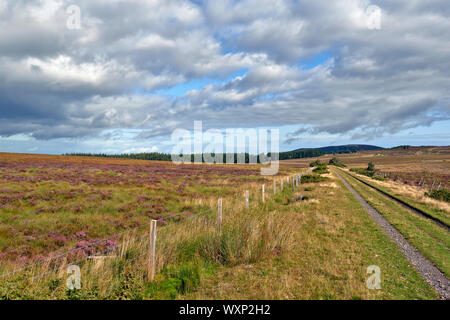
0,0,449,154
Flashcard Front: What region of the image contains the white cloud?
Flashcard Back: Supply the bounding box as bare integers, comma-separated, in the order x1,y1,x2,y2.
123,146,158,153
0,0,449,147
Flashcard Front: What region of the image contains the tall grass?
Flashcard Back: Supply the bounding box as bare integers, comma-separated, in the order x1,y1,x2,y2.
0,179,296,299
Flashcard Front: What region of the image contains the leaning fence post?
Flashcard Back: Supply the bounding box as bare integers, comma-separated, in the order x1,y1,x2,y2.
217,198,223,227
245,190,249,209
147,219,157,282
430,180,436,192
262,184,265,203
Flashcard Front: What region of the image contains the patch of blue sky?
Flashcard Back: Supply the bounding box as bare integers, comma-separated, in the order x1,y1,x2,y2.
298,50,333,70
276,120,450,151
257,93,279,101
138,68,248,98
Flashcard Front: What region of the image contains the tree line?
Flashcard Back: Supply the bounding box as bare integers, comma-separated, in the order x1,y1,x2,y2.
65,148,329,163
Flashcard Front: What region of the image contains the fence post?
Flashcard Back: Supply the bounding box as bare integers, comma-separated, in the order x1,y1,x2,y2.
262,184,265,203
217,198,223,227
292,177,295,192
273,179,276,195
437,182,441,191
245,190,249,209
281,179,283,190
147,219,157,282
430,180,436,192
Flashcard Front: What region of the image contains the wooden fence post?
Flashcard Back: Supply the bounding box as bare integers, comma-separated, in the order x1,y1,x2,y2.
217,198,223,227
273,179,276,195
431,180,436,192
281,179,283,190
262,184,265,203
437,182,441,191
292,177,295,192
245,190,249,209
147,219,157,282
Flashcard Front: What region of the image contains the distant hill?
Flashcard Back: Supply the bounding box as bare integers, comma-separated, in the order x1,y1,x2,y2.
279,144,383,160
292,144,383,154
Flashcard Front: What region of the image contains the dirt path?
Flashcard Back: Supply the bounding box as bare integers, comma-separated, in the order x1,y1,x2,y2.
334,170,450,300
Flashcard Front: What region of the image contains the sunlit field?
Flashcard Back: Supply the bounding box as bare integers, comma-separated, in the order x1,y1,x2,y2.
283,146,450,190
1,150,448,300
0,153,267,266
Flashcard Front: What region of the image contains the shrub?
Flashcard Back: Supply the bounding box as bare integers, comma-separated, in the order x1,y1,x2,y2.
350,168,374,178
145,278,182,299
328,157,346,167
144,261,202,299
367,162,375,172
312,166,329,174
301,174,327,183
193,214,292,266
425,189,450,203
309,160,323,167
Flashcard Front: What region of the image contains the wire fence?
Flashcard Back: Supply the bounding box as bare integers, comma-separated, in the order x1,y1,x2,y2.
0,170,308,284
0,209,214,280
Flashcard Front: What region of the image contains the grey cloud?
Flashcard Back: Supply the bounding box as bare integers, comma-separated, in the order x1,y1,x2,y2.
0,0,449,145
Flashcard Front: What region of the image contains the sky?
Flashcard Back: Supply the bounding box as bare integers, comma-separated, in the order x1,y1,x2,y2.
0,0,449,155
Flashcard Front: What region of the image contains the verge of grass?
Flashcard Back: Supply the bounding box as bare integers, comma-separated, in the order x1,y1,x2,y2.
181,171,438,300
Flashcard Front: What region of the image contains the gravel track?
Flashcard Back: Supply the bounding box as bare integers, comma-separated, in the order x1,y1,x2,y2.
334,170,450,300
